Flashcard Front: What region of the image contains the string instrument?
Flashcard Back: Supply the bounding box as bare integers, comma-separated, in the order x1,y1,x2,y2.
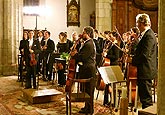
95,33,111,91
30,53,37,66
126,55,137,106
65,36,82,92
115,27,138,106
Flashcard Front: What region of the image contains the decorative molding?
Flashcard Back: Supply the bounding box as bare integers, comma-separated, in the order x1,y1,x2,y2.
132,0,158,11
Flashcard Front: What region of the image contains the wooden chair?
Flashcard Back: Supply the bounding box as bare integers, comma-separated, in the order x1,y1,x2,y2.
66,77,93,115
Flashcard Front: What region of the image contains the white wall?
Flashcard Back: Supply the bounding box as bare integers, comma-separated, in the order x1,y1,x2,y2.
23,0,95,48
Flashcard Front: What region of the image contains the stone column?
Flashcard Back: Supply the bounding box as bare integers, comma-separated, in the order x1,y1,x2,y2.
95,0,113,33
1,0,23,75
0,0,3,74
158,0,165,114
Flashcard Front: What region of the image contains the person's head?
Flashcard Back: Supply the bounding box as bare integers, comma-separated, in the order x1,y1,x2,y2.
59,32,67,43
136,13,151,32
94,29,99,38
71,31,78,42
104,31,111,40
38,30,44,37
44,31,51,39
109,31,118,42
122,32,129,42
82,26,94,40
28,30,34,39
130,27,140,40
23,31,28,40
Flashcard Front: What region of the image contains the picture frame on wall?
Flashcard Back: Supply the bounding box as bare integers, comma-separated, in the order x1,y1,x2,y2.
67,0,80,27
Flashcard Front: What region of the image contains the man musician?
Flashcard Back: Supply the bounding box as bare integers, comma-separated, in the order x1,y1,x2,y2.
70,26,96,114
41,31,55,81
24,30,41,89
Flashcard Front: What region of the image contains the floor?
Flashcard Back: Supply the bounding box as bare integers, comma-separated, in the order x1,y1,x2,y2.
0,75,157,115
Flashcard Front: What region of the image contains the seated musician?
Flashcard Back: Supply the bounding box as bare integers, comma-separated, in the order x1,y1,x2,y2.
41,31,55,81
24,30,41,89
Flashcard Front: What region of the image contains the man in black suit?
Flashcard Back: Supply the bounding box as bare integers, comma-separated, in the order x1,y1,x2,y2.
41,31,55,81
24,30,41,89
132,13,157,109
105,31,120,66
71,26,96,114
94,29,104,67
36,30,44,76
103,31,120,105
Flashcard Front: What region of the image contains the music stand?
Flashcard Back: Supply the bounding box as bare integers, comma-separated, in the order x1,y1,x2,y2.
98,65,126,108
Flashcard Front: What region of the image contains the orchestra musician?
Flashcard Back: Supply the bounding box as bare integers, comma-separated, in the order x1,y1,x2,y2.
129,27,140,55
70,26,96,114
24,30,41,89
56,32,72,87
132,13,157,109
103,31,120,66
93,29,104,67
36,30,44,76
71,31,79,44
19,31,28,82
102,31,120,105
41,31,55,81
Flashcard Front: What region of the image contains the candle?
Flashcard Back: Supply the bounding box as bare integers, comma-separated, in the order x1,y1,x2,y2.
129,81,132,103
111,83,114,104
115,84,118,108
134,85,138,108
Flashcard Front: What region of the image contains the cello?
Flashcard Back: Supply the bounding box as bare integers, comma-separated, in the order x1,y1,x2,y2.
65,36,82,92
126,55,137,109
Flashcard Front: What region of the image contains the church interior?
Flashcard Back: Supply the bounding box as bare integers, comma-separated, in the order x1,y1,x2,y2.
1,0,165,115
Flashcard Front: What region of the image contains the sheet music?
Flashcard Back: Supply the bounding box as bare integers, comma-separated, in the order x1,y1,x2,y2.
98,66,124,84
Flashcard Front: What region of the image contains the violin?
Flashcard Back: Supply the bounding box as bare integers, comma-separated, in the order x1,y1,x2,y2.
30,53,37,66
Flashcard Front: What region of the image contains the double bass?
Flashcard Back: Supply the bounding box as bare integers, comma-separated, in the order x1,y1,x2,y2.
126,55,137,108
65,36,82,92
125,31,139,108
115,28,138,107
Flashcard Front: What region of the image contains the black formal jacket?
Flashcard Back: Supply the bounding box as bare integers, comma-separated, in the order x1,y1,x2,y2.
19,39,28,55
74,38,96,79
132,29,157,79
93,38,103,66
24,39,41,66
41,38,55,64
41,38,55,56
106,43,120,65
97,37,104,50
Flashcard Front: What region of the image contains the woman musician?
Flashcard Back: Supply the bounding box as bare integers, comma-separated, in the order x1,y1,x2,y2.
18,31,29,82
